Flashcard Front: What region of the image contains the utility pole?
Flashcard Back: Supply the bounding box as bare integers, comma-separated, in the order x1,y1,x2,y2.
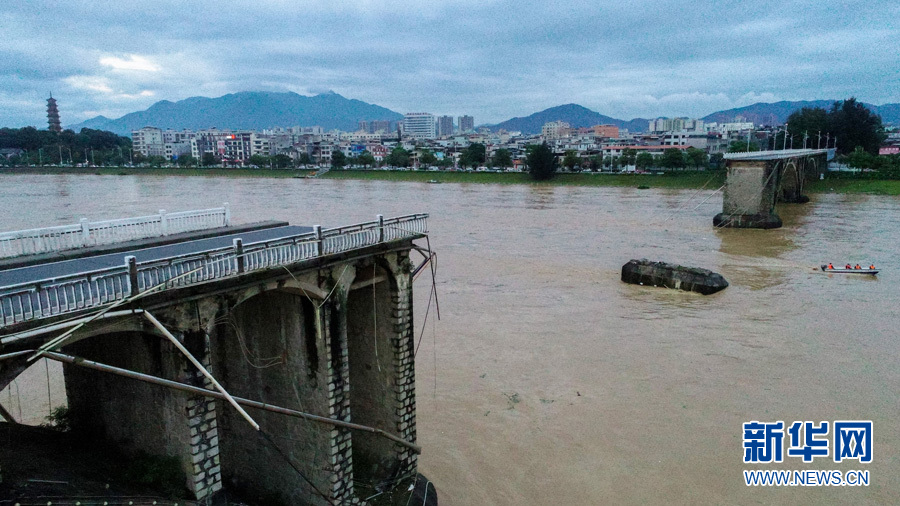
817,131,822,149
783,129,788,150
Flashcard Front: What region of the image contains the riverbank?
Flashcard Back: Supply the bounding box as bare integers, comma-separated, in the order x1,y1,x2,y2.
3,166,900,194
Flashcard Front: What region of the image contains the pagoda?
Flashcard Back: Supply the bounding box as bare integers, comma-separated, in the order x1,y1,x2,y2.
47,94,61,132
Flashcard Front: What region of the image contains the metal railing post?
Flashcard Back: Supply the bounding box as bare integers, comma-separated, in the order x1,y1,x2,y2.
314,225,323,256
233,238,244,273
223,202,231,226
159,209,168,235
125,255,139,297
377,214,384,242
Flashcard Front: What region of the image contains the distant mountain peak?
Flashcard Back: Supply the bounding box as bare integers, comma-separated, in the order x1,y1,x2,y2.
489,104,649,134
65,91,403,135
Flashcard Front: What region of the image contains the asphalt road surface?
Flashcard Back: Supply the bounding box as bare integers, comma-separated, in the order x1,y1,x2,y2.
0,225,313,288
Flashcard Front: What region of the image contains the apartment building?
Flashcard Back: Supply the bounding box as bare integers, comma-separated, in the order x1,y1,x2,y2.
403,113,436,139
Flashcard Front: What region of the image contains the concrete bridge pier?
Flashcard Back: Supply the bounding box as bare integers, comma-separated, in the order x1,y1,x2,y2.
713,159,785,229
714,150,827,229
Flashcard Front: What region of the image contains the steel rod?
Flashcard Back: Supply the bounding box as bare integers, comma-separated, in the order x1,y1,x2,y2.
40,351,420,453
0,399,16,424
142,310,260,431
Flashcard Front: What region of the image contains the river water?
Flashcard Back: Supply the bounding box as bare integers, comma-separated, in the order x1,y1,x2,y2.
0,174,897,505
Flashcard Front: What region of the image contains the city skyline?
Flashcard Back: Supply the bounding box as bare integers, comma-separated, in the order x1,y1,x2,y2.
2,1,899,128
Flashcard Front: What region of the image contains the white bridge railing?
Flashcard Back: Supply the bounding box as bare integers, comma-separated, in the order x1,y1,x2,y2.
0,214,427,327
0,204,231,259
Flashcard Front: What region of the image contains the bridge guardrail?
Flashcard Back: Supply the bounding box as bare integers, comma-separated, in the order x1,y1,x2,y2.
0,213,427,327
0,204,231,259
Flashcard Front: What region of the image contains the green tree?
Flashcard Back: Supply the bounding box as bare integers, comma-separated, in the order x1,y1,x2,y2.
201,152,219,167
588,154,602,172
248,154,270,168
459,143,486,168
419,150,437,166
829,98,885,155
273,154,292,168
846,146,876,169
384,146,410,167
357,151,375,168
635,152,654,169
709,153,724,169
786,107,830,149
685,147,708,168
176,155,197,167
331,150,347,168
297,152,313,166
728,140,760,153
526,142,557,181
147,155,167,167
660,148,686,169
620,147,637,166
491,148,512,169
562,150,581,171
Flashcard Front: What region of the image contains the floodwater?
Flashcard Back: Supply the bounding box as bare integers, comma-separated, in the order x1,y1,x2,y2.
0,174,897,505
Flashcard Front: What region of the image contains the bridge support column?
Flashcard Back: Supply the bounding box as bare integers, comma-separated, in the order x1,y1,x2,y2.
211,270,360,506
346,252,417,487
63,328,223,501
713,160,783,229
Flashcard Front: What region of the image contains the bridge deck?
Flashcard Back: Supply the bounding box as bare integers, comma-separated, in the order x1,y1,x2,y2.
723,148,831,161
0,225,312,287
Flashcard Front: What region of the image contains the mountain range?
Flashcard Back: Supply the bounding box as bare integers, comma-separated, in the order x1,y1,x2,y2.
67,91,403,135
67,92,900,136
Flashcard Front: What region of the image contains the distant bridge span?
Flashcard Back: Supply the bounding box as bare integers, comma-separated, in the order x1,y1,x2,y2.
714,148,832,229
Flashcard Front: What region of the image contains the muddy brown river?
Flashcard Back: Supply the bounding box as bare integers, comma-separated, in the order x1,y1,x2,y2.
1,174,897,504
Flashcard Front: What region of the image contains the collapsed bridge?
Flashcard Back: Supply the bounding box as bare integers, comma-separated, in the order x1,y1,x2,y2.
0,209,434,505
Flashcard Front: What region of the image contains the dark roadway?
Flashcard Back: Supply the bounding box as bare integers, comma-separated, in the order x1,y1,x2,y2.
0,225,313,288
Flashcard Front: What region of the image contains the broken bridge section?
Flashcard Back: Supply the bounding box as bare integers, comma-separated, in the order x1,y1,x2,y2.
0,213,432,505
714,149,830,229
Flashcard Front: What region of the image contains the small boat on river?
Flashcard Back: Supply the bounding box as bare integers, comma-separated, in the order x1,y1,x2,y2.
821,265,878,275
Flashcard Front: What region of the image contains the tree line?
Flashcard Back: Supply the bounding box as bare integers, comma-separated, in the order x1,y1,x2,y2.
0,126,132,166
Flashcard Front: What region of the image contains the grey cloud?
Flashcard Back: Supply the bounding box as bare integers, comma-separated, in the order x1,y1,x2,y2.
1,0,898,126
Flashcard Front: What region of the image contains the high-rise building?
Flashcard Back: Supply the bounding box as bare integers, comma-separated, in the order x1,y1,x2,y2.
46,95,61,132
358,120,370,133
403,113,436,139
370,120,391,133
541,121,571,138
458,115,474,132
437,116,454,137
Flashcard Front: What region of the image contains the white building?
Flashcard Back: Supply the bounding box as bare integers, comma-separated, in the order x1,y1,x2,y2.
132,127,165,157
403,113,436,139
541,121,571,139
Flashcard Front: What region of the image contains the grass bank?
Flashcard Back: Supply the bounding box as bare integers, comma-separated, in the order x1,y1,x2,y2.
4,166,900,194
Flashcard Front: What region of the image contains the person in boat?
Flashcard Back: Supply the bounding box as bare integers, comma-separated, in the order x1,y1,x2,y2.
854,264,861,269
845,264,852,269
870,264,875,270
828,263,834,270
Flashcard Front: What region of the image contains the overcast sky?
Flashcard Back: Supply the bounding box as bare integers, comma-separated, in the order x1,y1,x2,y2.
3,0,898,127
